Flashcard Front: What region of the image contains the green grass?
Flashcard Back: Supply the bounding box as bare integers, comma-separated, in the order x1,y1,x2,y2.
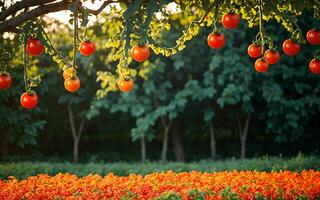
0,154,319,179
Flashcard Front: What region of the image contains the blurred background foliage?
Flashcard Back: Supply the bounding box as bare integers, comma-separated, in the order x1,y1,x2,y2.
0,9,320,164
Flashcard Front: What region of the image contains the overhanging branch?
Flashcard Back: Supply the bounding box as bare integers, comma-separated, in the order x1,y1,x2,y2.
0,0,127,34
0,0,57,22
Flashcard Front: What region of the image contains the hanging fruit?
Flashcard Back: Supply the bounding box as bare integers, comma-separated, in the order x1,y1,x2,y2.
222,13,240,29
0,73,12,90
282,39,301,56
248,44,262,58
255,58,269,73
20,91,38,109
118,79,134,92
309,59,320,74
26,37,44,56
64,77,81,92
306,29,320,45
130,45,150,62
207,33,225,49
264,49,281,64
79,41,96,56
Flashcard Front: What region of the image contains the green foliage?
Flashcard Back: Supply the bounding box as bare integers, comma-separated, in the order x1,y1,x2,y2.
92,0,320,96
221,187,240,200
1,2,320,162
155,192,182,200
0,155,318,180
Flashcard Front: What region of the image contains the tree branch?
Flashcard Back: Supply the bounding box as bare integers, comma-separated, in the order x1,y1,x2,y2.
0,0,128,34
77,118,85,139
85,0,124,15
0,0,75,34
0,0,56,22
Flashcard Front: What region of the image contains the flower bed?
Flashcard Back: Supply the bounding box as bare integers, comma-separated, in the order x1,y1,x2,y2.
0,170,319,199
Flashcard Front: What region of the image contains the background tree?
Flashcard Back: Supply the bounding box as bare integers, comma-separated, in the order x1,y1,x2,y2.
1,1,320,163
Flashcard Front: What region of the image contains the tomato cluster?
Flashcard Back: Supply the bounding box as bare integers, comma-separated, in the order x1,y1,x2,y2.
1,37,97,110
207,13,240,49
205,11,319,75
306,29,320,74
116,44,151,93
247,29,320,74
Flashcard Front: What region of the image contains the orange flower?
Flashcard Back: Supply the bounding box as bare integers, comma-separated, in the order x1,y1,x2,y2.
0,170,319,199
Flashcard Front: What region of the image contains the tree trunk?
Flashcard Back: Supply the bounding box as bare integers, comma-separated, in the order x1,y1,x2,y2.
161,119,172,164
0,128,7,162
238,113,251,159
68,105,85,163
209,121,216,160
141,136,146,164
171,119,185,162
73,137,79,163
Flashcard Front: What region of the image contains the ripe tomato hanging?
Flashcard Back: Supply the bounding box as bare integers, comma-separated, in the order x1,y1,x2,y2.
63,68,75,80
255,58,269,73
309,59,320,74
118,79,134,92
26,38,44,56
282,39,301,56
247,44,262,58
306,29,320,45
264,50,281,64
130,45,150,62
20,92,38,109
207,33,225,49
79,41,96,56
64,77,80,92
0,74,12,90
222,13,240,29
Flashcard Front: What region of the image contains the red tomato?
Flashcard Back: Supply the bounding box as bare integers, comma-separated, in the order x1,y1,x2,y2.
282,39,301,56
247,44,262,58
207,33,225,49
118,79,134,92
264,50,281,64
309,59,320,74
255,58,269,73
26,38,44,56
20,92,38,109
79,41,96,56
306,29,320,45
0,74,12,90
222,13,240,29
130,45,150,62
64,77,80,92
63,68,75,80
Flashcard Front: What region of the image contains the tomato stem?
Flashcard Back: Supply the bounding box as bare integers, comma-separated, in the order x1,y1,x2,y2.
212,0,221,32
258,0,265,56
0,51,11,73
23,35,28,92
73,9,78,75
37,20,73,68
